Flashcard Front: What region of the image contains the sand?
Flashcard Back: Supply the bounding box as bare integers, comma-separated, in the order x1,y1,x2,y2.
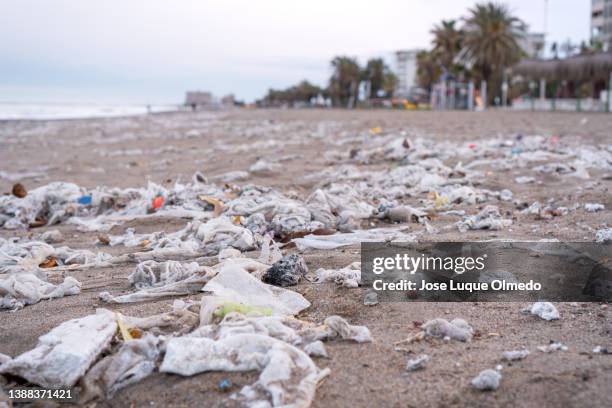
1,109,611,407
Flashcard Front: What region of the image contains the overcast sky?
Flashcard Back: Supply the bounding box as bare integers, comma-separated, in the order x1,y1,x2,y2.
0,0,591,104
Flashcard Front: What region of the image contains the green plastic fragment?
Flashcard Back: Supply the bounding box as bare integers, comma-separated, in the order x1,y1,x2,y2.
213,302,273,318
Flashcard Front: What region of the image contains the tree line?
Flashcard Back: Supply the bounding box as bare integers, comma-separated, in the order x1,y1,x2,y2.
258,57,398,108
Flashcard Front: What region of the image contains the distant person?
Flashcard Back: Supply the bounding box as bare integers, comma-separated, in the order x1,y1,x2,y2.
191,103,196,112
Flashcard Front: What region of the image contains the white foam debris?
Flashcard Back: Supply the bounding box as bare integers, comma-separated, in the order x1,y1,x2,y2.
526,302,559,321
471,369,502,391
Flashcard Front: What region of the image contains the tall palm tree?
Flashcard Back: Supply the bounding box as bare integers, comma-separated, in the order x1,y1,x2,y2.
416,50,441,92
362,58,385,99
329,56,361,108
462,2,525,97
431,20,463,72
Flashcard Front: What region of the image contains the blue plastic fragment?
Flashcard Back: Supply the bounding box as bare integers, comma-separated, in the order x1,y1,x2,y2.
218,379,232,392
78,195,92,205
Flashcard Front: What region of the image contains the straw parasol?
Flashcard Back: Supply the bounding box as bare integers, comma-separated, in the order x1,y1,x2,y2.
513,53,612,81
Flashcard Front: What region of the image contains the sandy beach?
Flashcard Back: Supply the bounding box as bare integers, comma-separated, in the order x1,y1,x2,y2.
1,109,611,407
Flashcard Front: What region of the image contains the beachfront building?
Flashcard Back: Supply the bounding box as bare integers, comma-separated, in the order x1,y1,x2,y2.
184,91,213,110
394,49,422,98
592,0,612,50
519,32,546,59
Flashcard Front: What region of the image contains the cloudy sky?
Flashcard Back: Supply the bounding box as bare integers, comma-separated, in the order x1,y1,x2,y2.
0,0,591,104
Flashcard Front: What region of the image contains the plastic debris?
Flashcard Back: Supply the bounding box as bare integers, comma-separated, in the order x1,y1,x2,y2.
310,262,361,288
78,195,92,205
249,158,281,175
202,263,310,316
501,349,530,361
363,290,378,306
405,354,429,372
499,189,513,201
151,195,164,210
324,315,372,343
212,302,273,319
515,176,535,184
585,203,605,213
218,378,232,392
595,228,612,243
262,254,308,287
293,228,416,251
457,205,512,233
422,318,473,342
99,260,213,304
471,369,501,391
0,272,81,310
537,342,568,353
80,334,160,402
160,333,330,407
525,302,559,321
304,341,328,358
0,310,117,388
39,229,63,244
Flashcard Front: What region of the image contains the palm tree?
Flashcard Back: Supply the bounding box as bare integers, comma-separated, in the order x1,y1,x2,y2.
363,58,397,99
416,50,441,92
431,20,463,72
362,58,385,99
462,2,525,101
329,56,361,108
382,71,398,98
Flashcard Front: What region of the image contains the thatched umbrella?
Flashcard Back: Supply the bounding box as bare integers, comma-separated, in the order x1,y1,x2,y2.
513,53,612,81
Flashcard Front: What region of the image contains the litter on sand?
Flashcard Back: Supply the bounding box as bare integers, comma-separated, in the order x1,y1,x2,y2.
501,350,530,361
406,354,430,372
537,342,568,353
524,302,560,321
421,318,474,342
0,310,117,388
202,263,311,316
471,369,502,391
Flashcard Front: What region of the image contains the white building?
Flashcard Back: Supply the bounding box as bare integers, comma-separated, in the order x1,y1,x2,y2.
394,49,422,97
519,32,546,59
592,0,612,49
